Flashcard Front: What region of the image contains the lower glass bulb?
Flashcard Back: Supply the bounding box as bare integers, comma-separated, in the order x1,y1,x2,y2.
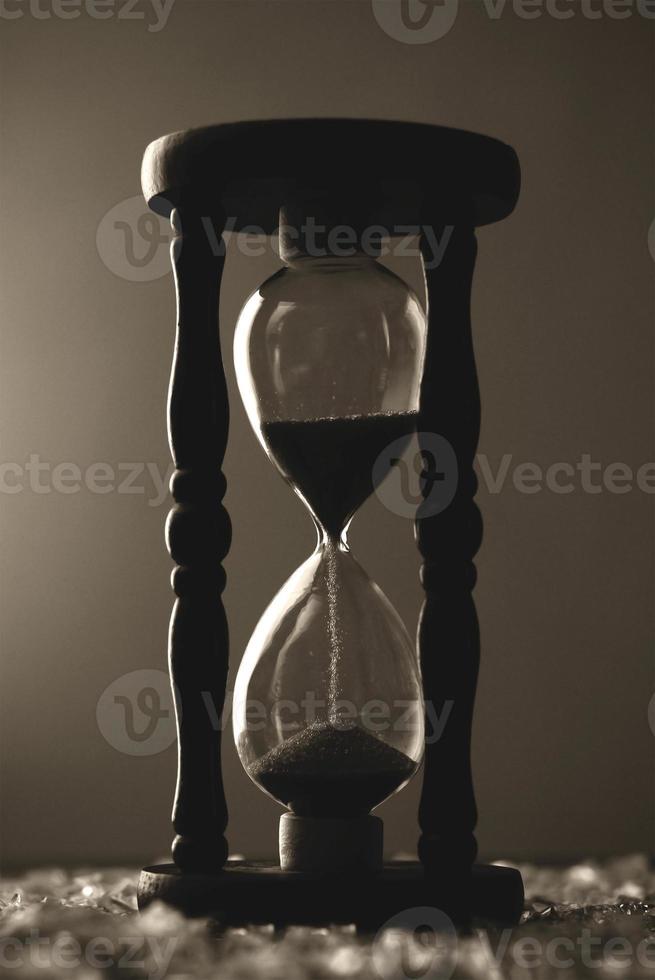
233,540,424,817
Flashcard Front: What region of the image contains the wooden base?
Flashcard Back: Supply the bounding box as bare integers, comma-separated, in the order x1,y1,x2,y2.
138,860,524,929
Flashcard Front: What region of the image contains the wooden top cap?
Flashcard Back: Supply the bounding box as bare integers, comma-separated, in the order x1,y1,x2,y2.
141,118,520,230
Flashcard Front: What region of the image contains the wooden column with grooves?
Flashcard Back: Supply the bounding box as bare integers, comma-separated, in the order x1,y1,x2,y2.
417,226,481,881
166,207,230,873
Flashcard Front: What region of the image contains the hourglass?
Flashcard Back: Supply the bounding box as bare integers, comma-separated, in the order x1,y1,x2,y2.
232,216,426,873
137,119,524,926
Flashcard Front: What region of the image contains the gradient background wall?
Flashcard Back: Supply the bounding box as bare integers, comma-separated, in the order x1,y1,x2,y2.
1,0,653,868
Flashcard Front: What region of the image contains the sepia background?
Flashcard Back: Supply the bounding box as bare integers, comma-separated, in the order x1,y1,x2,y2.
1,0,653,868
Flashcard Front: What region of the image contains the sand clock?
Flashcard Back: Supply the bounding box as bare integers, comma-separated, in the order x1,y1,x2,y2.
232,222,426,872
137,120,524,926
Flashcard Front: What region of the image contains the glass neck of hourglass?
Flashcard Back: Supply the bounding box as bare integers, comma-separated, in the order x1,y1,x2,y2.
313,519,352,552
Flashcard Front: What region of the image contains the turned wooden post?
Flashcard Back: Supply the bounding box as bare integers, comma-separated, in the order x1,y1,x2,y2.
166,208,230,873
417,226,481,877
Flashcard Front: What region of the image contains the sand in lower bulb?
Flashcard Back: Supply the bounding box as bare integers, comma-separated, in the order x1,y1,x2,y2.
247,721,416,818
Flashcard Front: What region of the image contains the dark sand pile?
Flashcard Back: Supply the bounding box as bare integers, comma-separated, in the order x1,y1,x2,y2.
248,721,416,817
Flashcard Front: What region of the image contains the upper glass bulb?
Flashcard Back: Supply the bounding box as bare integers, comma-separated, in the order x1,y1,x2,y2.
232,241,427,820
